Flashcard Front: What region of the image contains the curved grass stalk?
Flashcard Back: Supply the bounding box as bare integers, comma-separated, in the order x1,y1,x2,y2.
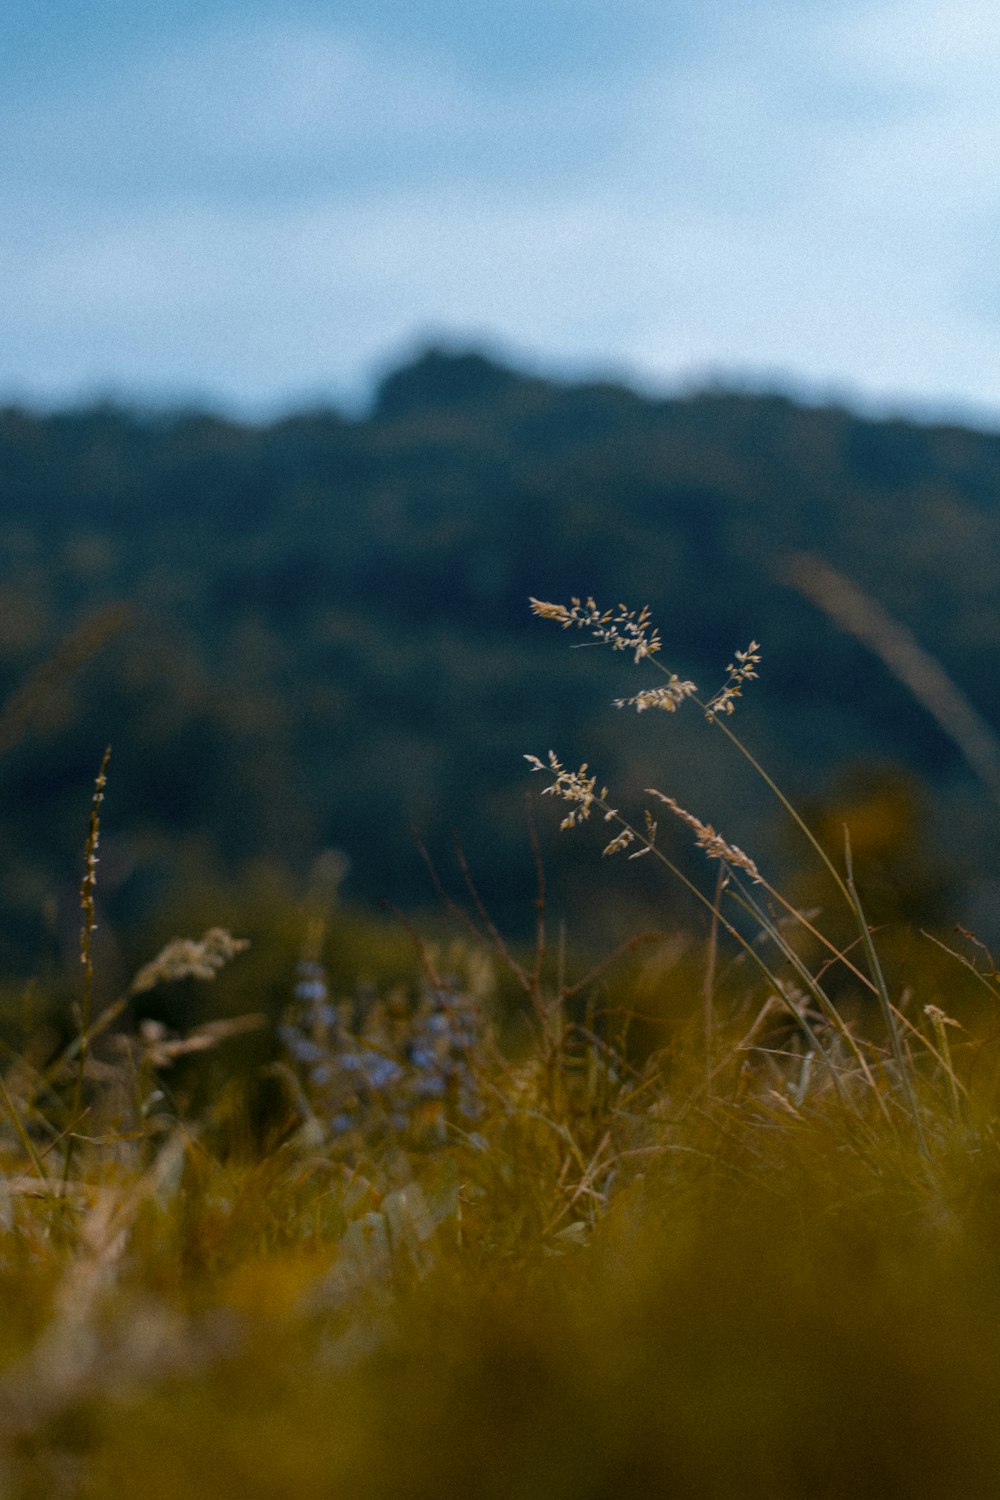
526,762,855,1111
648,649,858,911
842,831,929,1157
725,878,890,1122
528,597,932,1128
531,596,857,911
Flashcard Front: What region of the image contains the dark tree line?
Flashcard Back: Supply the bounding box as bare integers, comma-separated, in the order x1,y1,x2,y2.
2,346,999,975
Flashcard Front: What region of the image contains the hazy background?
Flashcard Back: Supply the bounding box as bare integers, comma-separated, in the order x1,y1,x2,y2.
5,0,1000,423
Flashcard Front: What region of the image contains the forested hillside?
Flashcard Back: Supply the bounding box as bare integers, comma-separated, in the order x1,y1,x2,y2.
3,347,999,977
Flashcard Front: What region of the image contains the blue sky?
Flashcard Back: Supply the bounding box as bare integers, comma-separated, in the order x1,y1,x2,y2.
4,0,1000,419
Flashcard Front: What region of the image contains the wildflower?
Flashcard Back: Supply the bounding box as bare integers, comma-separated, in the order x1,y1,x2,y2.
646,788,763,883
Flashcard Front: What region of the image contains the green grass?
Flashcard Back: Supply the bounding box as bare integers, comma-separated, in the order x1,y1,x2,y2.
4,598,1000,1497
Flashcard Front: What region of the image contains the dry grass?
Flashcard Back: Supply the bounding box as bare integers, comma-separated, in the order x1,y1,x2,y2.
2,595,1000,1496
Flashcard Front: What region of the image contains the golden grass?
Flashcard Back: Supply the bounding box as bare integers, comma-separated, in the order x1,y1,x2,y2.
3,593,1000,1496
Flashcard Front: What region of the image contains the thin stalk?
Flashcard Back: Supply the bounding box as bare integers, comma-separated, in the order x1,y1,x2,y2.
65,745,111,1190
708,711,850,898
924,1006,964,1126
729,879,883,1095
756,878,877,996
0,1071,48,1182
843,830,929,1157
703,863,725,1081
551,783,854,1109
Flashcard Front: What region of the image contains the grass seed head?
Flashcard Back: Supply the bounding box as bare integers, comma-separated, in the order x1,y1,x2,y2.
646,788,763,883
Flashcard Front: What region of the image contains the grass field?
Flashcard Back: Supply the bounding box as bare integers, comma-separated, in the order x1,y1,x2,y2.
3,597,1000,1498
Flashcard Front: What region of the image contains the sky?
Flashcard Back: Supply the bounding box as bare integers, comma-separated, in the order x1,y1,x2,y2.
4,0,1000,421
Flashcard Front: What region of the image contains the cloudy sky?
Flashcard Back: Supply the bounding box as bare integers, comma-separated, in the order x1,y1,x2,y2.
4,0,999,419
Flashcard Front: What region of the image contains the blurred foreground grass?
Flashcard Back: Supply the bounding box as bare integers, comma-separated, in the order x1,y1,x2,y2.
7,590,1000,1499
4,905,1000,1500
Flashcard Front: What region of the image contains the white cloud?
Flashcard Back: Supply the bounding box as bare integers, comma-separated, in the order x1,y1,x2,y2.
833,0,1000,83
3,1,1000,421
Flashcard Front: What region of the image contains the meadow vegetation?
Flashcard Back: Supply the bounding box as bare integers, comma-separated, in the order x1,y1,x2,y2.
3,594,1000,1497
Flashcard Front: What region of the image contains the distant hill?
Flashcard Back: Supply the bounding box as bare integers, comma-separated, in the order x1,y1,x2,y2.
2,347,1000,976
